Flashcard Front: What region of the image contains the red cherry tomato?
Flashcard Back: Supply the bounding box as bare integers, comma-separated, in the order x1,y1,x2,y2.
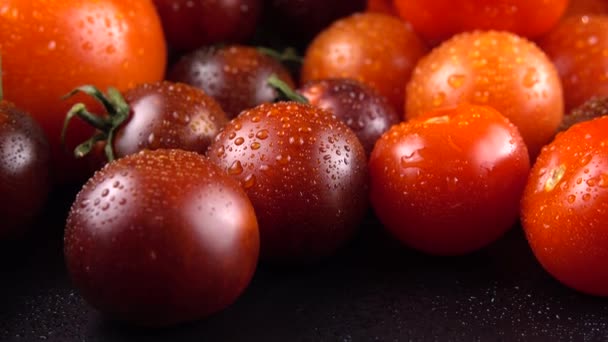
65,149,259,326
152,0,262,52
394,0,568,43
299,78,400,155
0,99,51,239
63,81,229,172
302,13,428,114
0,0,167,184
521,116,608,296
367,0,397,15
168,45,295,119
370,104,530,255
539,15,608,113
407,30,564,159
564,0,608,17
208,102,368,263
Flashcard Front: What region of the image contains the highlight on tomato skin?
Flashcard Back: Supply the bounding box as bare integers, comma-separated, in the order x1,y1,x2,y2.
369,103,530,256
64,149,260,327
521,116,608,297
406,30,564,160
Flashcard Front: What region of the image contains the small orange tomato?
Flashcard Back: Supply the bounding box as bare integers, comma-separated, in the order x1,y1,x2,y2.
302,13,427,114
406,30,563,159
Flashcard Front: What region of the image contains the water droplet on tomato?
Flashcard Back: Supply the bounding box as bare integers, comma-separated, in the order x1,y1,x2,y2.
228,160,244,175
447,74,466,89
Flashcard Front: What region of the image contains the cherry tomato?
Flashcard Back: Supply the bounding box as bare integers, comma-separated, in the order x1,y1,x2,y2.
207,102,368,263
564,0,608,17
265,0,366,41
539,15,608,113
152,0,262,52
406,30,564,159
301,13,427,114
0,0,166,184
168,45,295,118
299,78,400,155
63,81,228,171
0,99,51,239
370,104,530,255
521,116,608,296
367,0,397,15
394,0,568,43
65,149,259,326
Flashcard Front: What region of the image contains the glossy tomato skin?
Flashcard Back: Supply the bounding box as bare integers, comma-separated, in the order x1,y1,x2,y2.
367,0,397,15
0,0,167,184
65,149,259,326
521,117,608,296
265,0,366,41
539,15,608,113
302,13,428,114
152,0,262,52
565,0,608,17
78,81,229,173
299,78,400,155
406,30,564,159
370,104,530,255
394,0,568,42
0,101,51,239
168,45,295,119
115,81,228,156
207,102,368,263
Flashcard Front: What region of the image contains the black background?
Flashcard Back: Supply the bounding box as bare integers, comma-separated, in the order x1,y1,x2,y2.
1,186,607,342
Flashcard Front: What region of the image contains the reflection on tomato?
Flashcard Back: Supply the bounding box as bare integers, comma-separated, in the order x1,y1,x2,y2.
522,116,608,297
370,104,530,255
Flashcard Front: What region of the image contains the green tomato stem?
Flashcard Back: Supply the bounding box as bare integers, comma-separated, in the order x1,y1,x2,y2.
267,74,309,104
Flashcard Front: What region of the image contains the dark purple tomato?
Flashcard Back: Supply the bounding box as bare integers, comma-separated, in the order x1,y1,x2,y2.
168,45,296,119
152,0,262,52
0,101,51,239
299,78,400,155
207,102,368,263
65,149,260,327
265,0,367,41
64,81,229,169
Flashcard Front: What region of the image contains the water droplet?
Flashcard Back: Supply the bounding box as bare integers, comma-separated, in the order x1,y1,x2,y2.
567,195,576,204
251,142,261,150
243,174,256,189
432,92,446,107
447,74,466,89
235,137,245,146
101,189,110,197
256,130,269,140
228,160,244,175
523,68,538,88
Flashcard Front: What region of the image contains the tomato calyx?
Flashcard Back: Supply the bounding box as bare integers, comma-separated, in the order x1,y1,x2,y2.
257,46,303,64
560,96,608,132
267,74,309,104
61,86,130,162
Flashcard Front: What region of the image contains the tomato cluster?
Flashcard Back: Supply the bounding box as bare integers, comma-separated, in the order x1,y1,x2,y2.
3,0,608,328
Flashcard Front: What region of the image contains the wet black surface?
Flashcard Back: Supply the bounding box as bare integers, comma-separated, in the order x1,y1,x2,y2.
1,186,607,342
